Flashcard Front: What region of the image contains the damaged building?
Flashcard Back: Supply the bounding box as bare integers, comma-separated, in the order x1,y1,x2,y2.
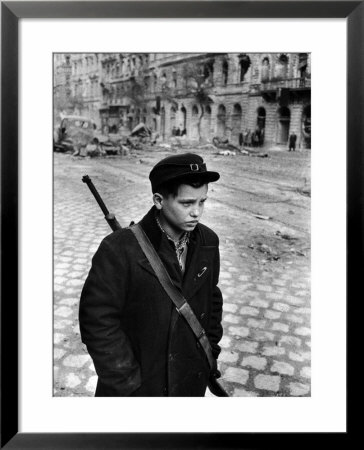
54,52,311,149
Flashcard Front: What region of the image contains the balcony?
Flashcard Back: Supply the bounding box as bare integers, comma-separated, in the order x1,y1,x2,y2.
250,77,311,101
261,77,311,91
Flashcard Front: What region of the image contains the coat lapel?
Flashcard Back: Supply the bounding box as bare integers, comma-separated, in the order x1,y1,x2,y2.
137,209,216,300
182,227,216,300
137,206,183,291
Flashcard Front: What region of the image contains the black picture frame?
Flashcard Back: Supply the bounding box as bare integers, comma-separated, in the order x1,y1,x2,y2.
1,1,358,448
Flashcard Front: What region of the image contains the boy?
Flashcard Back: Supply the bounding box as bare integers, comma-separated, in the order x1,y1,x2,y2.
79,153,223,396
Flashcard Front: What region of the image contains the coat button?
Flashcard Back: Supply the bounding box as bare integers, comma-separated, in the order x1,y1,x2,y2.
200,313,205,319
196,342,201,349
162,387,168,396
197,372,203,379
168,353,174,361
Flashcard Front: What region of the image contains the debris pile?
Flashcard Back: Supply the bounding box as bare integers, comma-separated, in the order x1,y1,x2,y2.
248,230,308,263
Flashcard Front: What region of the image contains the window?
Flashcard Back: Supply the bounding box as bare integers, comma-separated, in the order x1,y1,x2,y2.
261,57,270,82
239,55,251,82
222,60,228,85
275,54,289,79
298,53,308,79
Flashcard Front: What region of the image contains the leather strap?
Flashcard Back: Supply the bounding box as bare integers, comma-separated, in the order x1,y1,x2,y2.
131,223,217,372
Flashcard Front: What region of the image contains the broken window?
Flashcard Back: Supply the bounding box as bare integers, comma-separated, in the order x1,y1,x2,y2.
239,55,251,82
222,60,228,86
275,54,289,79
298,53,308,81
203,60,214,84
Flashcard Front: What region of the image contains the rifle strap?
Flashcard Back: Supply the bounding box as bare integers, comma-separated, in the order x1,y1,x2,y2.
131,223,217,372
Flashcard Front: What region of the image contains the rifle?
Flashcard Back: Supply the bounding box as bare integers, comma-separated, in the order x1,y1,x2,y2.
82,175,124,231
82,175,229,397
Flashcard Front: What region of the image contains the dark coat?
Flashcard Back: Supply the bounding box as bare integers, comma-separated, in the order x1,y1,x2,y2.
289,134,297,146
79,206,223,397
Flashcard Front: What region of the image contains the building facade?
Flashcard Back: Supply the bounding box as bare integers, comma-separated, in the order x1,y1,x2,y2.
53,54,72,124
54,52,311,149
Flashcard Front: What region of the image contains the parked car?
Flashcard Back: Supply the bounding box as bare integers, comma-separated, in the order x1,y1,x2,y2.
53,115,97,152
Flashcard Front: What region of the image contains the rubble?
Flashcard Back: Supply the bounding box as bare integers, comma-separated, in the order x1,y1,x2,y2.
251,152,269,158
218,150,236,156
254,214,272,220
130,122,151,138
248,230,309,264
212,136,241,152
275,230,298,241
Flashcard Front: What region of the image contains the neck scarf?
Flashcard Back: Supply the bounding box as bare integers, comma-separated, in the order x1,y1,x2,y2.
155,213,190,271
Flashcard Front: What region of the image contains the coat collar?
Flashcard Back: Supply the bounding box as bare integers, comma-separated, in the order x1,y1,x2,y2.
137,206,213,298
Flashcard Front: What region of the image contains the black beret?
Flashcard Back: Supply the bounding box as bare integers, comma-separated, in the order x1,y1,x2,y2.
149,153,220,191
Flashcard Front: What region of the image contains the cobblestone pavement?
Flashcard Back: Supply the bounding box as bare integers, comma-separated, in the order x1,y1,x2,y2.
54,148,311,397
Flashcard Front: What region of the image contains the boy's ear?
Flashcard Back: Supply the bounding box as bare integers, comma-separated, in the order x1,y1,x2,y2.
153,193,163,210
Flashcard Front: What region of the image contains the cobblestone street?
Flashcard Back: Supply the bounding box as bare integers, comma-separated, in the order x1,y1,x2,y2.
53,147,311,397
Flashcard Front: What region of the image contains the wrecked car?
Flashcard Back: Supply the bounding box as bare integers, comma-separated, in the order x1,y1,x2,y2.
53,115,97,153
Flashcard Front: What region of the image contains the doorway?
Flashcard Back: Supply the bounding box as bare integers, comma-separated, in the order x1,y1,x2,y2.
277,107,290,144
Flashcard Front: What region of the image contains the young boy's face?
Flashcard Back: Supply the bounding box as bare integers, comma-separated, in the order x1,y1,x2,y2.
157,183,208,240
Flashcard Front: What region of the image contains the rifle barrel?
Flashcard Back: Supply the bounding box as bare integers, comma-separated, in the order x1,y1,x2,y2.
82,175,109,216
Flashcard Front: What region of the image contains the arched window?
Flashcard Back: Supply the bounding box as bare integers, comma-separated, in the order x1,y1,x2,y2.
203,60,214,84
170,106,177,133
202,105,212,140
261,57,270,82
276,54,289,79
279,54,288,64
298,53,309,81
172,70,177,89
239,55,251,82
191,105,199,140
180,106,187,133
222,60,229,86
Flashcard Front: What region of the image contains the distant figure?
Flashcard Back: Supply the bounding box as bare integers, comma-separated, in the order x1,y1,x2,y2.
175,127,181,137
172,126,177,136
253,128,260,147
181,128,187,136
244,129,251,147
288,133,297,151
